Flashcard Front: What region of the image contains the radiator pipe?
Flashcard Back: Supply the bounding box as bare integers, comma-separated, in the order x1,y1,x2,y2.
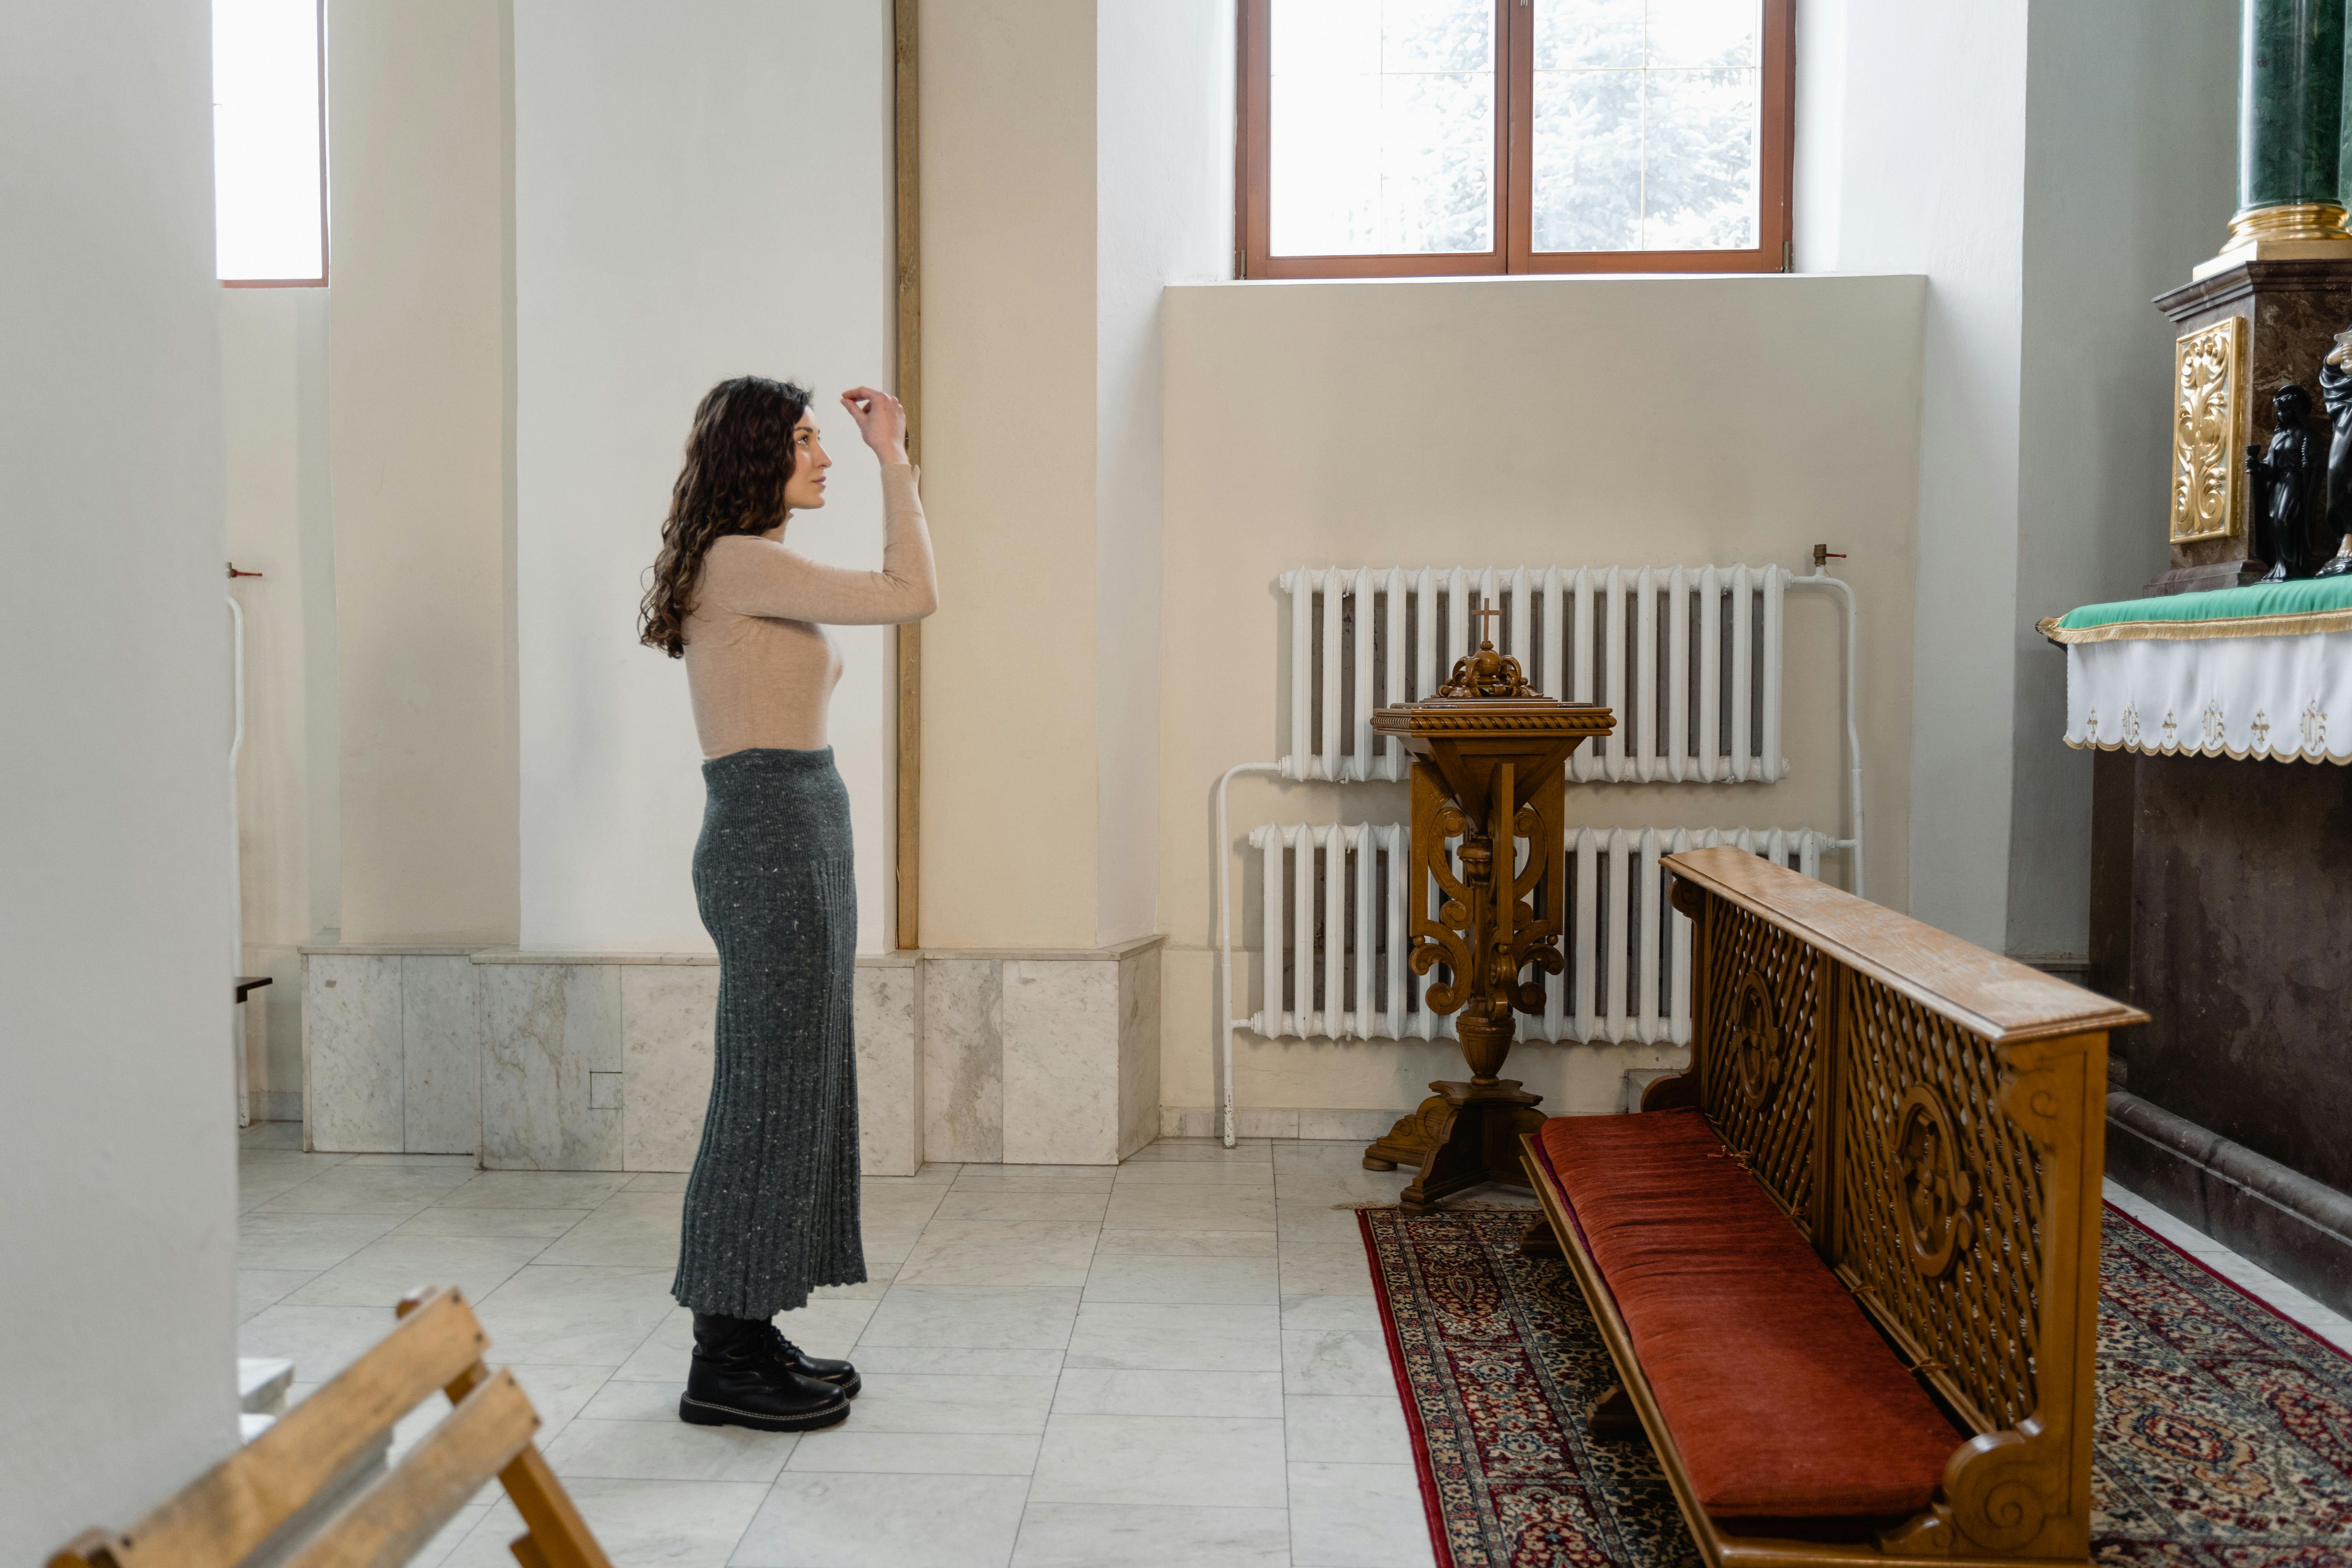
1215,761,1287,1147
1786,565,1863,899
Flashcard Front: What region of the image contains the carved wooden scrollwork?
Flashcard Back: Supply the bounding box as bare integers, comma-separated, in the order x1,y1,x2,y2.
1410,799,1475,1015
1891,1083,1977,1278
1726,972,1783,1109
1996,1054,2066,1151
1434,642,1539,699
1506,801,1563,1010
1880,1430,2057,1559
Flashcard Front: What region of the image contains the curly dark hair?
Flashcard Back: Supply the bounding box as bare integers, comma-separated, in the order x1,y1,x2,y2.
639,375,814,657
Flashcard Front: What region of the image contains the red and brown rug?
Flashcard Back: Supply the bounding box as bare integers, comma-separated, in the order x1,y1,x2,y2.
1360,1203,2352,1567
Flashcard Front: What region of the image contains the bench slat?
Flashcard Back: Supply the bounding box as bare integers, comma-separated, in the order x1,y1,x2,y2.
91,1288,492,1568
282,1368,538,1568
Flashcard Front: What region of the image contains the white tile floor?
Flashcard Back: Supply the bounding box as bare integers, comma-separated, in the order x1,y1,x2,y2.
237,1125,2352,1568
236,1122,1497,1568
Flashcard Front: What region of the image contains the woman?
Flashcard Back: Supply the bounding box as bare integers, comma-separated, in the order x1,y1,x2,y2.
638,375,935,1432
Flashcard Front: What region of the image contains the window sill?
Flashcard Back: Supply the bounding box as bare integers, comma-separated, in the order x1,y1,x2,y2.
1190,269,1920,290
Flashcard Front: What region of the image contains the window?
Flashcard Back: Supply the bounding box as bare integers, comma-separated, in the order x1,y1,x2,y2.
1238,0,1791,278
213,0,327,286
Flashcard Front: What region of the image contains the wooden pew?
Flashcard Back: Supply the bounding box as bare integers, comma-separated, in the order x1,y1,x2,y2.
1522,846,2145,1567
49,1287,610,1568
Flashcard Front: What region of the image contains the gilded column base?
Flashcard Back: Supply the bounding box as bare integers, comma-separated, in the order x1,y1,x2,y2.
2194,201,2352,280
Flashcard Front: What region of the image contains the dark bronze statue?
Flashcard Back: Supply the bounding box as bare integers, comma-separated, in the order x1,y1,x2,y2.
2248,382,2327,581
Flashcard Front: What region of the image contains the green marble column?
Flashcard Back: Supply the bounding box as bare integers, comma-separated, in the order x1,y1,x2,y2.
2236,0,2347,219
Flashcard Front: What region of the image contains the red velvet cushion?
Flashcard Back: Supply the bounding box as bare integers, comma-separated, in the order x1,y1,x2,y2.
1535,1109,1961,1519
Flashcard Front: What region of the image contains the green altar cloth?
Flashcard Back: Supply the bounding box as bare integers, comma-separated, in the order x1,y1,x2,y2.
2039,577,2352,645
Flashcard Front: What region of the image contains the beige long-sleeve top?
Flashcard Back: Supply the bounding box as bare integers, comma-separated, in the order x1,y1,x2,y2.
683,462,936,757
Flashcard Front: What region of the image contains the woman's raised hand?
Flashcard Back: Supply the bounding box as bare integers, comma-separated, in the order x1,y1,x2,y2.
840,387,909,465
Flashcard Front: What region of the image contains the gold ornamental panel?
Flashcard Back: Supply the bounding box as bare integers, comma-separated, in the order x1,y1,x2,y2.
2169,315,2247,543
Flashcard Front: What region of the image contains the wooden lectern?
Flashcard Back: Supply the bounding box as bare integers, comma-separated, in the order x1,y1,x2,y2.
1362,605,1613,1211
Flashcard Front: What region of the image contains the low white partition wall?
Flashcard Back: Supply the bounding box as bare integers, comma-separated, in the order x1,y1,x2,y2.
299,938,1161,1175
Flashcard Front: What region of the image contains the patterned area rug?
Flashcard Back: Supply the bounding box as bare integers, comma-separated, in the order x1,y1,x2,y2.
1360,1203,2352,1567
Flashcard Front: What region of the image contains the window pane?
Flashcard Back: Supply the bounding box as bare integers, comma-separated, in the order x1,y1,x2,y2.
214,0,324,282
1534,0,1643,69
1271,0,1495,256
1531,0,1762,254
1532,70,1640,252
1645,0,1757,67
1643,68,1758,249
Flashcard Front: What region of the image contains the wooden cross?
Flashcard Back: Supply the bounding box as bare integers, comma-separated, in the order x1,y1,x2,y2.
1471,597,1504,646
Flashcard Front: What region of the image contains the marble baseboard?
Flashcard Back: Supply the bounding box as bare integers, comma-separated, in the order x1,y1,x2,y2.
246,1091,303,1123
619,965,718,1173
913,940,1160,1167
923,959,1003,1163
300,942,1153,1175
304,954,404,1152
478,962,622,1169
1160,1065,1684,1142
1158,1107,1406,1142
855,955,922,1177
2107,1088,2352,1316
998,937,1161,1166
302,950,483,1155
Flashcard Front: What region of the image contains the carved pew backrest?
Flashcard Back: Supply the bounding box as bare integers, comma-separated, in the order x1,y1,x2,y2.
1838,971,2048,1433
1653,848,2145,1561
1684,884,1831,1232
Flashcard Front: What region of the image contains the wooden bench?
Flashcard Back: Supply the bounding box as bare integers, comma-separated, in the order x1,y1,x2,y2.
49,1287,610,1568
1521,846,2145,1568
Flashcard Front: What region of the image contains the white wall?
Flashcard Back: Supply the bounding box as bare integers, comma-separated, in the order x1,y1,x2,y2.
0,0,239,1549
1159,274,1927,1116
919,0,1102,949
1093,0,1237,946
1807,0,2237,958
1823,0,2032,952
2006,0,2237,959
223,287,336,1108
514,0,897,954
328,0,519,946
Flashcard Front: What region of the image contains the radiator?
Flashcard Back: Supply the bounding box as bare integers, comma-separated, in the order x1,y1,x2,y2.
1277,565,1790,785
1243,823,1832,1047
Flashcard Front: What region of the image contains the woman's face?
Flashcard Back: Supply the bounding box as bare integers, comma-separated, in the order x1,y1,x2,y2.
782,411,832,514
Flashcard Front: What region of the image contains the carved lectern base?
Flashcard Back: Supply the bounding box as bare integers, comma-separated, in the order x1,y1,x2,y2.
1364,1079,1545,1213
1362,1098,1448,1171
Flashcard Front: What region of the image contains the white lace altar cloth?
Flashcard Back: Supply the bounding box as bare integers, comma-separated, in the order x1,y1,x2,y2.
2065,627,2352,764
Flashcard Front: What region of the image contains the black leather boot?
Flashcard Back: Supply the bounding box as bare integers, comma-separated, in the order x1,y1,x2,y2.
679,1313,851,1433
749,1322,861,1399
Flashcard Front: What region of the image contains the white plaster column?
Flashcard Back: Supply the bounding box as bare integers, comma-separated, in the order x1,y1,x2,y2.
0,0,240,1545
326,0,518,947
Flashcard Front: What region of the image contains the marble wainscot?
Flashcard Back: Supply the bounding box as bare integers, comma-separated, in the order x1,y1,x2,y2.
299,937,1161,1174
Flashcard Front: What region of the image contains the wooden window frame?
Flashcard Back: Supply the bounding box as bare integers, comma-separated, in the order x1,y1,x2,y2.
221,0,331,289
1237,0,1792,280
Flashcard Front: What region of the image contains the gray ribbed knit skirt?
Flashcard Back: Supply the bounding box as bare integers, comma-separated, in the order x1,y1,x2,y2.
671,746,865,1319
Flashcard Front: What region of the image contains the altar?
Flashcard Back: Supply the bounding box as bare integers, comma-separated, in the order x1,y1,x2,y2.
2046,581,2352,1313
